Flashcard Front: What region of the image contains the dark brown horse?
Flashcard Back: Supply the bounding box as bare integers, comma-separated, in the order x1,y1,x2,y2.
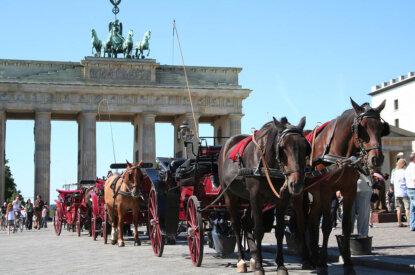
104,160,144,247
218,117,310,275
294,99,389,274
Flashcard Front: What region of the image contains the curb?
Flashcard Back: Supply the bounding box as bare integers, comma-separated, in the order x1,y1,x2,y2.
262,244,414,274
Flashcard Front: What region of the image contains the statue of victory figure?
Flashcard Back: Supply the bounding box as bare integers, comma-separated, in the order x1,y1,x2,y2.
103,19,125,58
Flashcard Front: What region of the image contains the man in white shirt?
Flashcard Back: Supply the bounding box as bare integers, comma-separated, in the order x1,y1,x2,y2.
405,153,415,231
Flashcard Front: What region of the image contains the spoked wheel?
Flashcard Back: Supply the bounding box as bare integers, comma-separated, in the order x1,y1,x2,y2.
76,208,81,237
53,207,62,236
103,212,109,244
92,213,98,240
186,196,204,267
148,188,165,257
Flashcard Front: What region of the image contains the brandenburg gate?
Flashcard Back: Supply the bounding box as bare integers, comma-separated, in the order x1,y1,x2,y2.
0,57,251,202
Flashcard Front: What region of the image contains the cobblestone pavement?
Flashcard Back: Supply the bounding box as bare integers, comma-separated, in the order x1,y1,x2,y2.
0,223,412,275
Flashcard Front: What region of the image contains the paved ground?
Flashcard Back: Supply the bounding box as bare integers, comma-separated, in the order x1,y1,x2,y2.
0,222,413,275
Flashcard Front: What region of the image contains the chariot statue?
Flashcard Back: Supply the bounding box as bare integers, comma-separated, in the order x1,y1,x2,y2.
103,19,125,58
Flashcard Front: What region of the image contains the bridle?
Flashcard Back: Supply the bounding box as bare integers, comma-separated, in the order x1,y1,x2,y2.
351,110,383,155
275,127,309,175
119,165,143,198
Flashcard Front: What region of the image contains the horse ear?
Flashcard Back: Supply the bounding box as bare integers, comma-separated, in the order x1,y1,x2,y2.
273,117,282,127
350,97,364,114
375,99,386,113
126,160,132,167
297,116,306,131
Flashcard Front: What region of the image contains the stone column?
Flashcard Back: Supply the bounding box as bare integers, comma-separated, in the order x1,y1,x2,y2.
34,112,51,203
142,113,156,164
77,112,96,182
0,111,5,203
132,114,143,163
212,116,230,145
229,114,243,137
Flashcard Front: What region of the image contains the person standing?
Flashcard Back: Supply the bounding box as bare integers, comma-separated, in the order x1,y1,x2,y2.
34,195,44,230
41,205,47,228
1,202,7,229
391,159,410,227
6,203,15,235
351,174,372,237
25,199,33,230
405,153,415,231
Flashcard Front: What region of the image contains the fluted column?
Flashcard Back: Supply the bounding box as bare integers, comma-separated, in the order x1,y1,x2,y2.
0,111,5,203
229,114,243,137
142,113,156,164
77,112,96,182
132,114,143,163
34,112,51,203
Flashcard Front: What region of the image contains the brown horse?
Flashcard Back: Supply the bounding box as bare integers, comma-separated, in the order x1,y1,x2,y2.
293,99,389,274
104,160,144,247
218,117,310,275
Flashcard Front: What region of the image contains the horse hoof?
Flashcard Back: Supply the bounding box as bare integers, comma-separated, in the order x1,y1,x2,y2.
118,241,125,247
301,261,315,270
317,267,328,275
237,260,247,273
277,266,288,275
110,240,117,245
343,265,356,275
134,240,141,246
250,258,256,271
254,270,265,275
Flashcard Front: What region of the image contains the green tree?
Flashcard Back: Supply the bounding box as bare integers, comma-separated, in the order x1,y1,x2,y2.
4,159,23,203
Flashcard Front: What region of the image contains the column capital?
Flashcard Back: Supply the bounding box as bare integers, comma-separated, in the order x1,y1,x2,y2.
229,113,244,119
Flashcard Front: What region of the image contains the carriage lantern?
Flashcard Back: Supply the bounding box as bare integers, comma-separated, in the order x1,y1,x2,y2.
178,121,194,142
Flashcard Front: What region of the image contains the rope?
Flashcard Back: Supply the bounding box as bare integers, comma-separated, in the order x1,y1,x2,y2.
173,20,199,141
98,98,117,166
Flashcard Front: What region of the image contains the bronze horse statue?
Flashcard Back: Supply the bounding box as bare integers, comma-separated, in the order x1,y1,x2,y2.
218,117,310,275
104,160,144,247
293,99,389,275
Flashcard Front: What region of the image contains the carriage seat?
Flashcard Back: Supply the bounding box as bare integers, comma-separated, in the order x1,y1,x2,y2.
169,158,187,173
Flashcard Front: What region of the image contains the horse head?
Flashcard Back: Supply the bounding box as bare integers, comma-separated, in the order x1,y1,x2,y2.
123,160,144,197
127,29,134,40
91,29,96,38
272,116,309,195
144,30,151,41
350,98,389,170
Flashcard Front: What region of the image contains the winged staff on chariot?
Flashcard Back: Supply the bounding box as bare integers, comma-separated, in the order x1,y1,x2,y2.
91,0,151,59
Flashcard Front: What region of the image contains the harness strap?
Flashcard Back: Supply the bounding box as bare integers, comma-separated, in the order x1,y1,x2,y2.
252,133,285,199
322,119,337,157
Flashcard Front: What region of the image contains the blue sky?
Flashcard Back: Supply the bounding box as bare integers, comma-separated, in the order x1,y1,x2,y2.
1,0,415,202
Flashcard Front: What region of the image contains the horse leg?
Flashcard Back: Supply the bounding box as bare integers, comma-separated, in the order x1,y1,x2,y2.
133,203,141,246
275,207,288,275
307,191,322,269
340,193,357,275
224,191,247,273
108,205,118,245
250,190,265,275
117,205,125,247
293,195,313,269
317,190,335,275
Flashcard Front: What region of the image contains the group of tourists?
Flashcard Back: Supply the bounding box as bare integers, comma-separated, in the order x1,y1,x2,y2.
0,194,49,235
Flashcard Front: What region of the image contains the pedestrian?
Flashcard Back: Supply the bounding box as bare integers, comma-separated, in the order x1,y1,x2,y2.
6,202,15,235
351,174,372,237
20,207,26,229
405,153,415,231
34,195,44,230
25,199,33,230
41,205,48,228
1,202,7,230
391,159,410,227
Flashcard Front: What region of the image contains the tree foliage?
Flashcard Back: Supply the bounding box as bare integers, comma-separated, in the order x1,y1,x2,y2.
4,159,23,203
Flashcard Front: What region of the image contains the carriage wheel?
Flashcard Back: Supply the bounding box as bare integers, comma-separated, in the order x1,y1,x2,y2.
76,208,82,237
148,188,165,257
53,207,62,236
92,213,98,241
103,212,109,244
186,196,204,267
